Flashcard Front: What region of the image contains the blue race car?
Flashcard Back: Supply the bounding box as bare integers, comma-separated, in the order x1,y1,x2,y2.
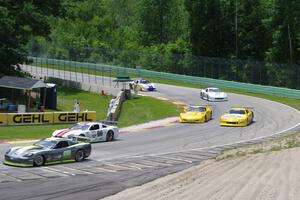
4,137,91,167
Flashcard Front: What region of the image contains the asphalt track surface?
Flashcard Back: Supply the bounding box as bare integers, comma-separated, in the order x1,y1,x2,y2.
0,67,299,200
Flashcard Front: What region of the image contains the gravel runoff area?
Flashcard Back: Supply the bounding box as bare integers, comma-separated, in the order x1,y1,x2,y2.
101,140,300,200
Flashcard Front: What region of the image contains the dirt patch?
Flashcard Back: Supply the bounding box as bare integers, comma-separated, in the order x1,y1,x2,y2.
101,131,300,200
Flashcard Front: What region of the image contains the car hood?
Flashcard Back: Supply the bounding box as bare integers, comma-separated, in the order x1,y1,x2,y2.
181,112,204,118
52,129,84,137
141,83,155,88
221,114,246,120
208,92,227,97
8,145,44,156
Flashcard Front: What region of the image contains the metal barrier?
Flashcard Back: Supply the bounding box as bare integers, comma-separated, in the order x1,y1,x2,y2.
28,57,300,99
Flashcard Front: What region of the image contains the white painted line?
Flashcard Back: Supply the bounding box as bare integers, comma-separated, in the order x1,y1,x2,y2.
102,163,135,171
155,155,193,164
36,168,68,177
55,166,93,175
116,163,144,170
139,159,172,167
44,167,76,176
0,173,22,182
92,166,117,173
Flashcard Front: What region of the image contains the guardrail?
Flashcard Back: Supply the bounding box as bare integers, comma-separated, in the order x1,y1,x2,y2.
28,57,300,99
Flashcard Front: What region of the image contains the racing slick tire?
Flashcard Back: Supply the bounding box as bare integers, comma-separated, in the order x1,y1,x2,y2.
75,150,85,162
33,155,45,167
205,114,208,122
106,131,114,142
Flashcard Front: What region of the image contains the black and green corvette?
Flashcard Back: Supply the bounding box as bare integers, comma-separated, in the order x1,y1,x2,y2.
4,137,91,167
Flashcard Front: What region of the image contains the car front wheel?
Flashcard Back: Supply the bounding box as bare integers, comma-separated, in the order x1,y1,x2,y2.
75,150,85,162
106,131,114,142
33,155,45,167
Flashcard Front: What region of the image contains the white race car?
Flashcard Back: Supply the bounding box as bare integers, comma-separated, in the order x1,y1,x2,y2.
129,78,156,91
200,87,228,101
52,122,119,142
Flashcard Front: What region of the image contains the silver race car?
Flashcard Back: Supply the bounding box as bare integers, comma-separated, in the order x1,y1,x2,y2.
200,87,228,101
4,137,91,167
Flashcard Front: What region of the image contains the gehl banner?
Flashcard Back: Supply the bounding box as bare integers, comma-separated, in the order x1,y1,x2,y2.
0,112,96,126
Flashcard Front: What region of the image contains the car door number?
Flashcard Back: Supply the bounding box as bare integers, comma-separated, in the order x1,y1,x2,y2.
97,130,103,137
63,150,71,159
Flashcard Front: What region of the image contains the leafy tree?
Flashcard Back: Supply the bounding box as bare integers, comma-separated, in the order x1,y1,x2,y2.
140,0,188,46
266,0,300,88
0,0,64,76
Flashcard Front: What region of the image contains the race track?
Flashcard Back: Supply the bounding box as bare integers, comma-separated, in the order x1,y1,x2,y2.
0,67,299,200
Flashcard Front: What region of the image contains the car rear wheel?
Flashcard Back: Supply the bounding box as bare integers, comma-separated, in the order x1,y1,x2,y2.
75,150,84,162
106,131,114,142
34,155,45,167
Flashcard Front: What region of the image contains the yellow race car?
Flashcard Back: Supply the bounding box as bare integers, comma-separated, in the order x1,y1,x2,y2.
220,107,254,127
179,105,212,123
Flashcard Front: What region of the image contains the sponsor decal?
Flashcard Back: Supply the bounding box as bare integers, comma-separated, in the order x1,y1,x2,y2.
63,150,71,159
8,113,53,125
53,112,96,123
4,111,96,126
0,114,6,125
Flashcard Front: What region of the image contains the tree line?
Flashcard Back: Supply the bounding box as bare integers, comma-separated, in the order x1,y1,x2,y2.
1,0,300,89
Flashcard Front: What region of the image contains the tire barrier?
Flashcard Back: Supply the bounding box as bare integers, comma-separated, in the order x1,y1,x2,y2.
106,90,130,121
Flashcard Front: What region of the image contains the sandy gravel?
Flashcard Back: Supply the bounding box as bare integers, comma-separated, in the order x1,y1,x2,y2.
101,147,300,200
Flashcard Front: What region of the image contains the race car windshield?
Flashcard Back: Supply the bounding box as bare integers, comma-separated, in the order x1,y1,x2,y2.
71,124,90,130
34,140,57,149
229,109,246,114
209,88,220,93
140,80,150,84
186,107,205,112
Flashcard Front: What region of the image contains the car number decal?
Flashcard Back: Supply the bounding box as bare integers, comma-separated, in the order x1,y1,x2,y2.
63,150,71,159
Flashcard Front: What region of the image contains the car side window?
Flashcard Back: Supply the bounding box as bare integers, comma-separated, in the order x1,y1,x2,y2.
90,124,100,130
206,89,208,92
102,125,107,128
55,141,69,149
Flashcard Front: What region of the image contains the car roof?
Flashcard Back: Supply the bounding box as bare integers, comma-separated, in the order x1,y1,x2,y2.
207,87,219,90
77,122,100,126
230,107,247,110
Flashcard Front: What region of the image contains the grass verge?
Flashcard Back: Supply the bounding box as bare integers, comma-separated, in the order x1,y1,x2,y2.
0,87,181,141
216,131,300,160
118,96,181,127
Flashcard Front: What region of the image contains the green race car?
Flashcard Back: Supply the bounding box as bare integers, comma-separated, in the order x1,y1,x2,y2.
4,137,91,167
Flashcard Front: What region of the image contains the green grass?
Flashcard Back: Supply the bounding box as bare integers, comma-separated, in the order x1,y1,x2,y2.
118,96,182,127
0,124,71,141
33,63,300,110
0,87,182,141
55,86,112,117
